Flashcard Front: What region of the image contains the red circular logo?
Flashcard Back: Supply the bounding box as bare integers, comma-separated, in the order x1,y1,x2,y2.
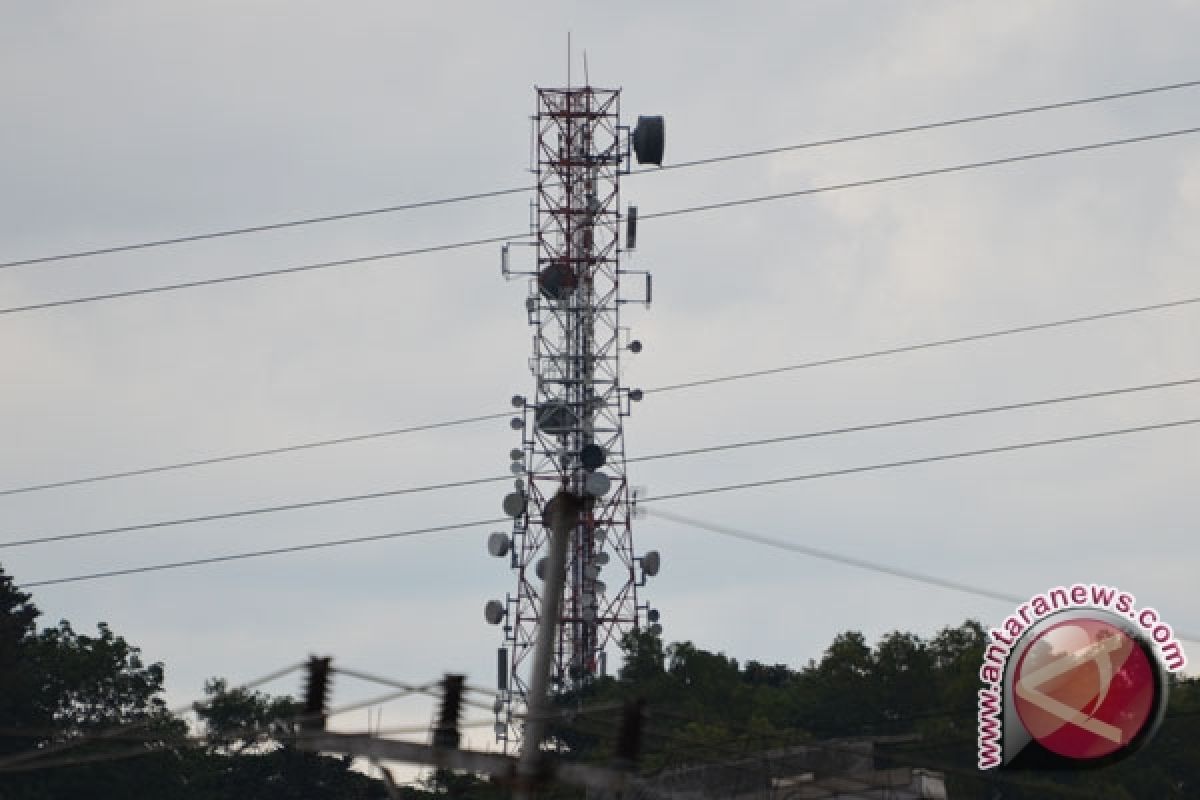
1012,617,1156,760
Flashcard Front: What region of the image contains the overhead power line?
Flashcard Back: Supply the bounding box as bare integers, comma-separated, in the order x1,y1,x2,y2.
19,416,1197,588
22,518,505,588
646,294,1200,393
638,417,1200,504
642,507,1200,647
4,77,1198,271
632,376,1200,462
3,377,1195,551
2,293,1196,499
640,125,1200,222
0,412,510,498
0,233,521,317
0,660,306,771
3,126,1200,317
652,77,1200,173
1,475,510,549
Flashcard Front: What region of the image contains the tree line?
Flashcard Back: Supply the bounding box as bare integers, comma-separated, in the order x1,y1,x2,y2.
1,565,1195,798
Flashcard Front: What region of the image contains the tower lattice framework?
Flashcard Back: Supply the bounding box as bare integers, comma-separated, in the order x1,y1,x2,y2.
489,85,657,745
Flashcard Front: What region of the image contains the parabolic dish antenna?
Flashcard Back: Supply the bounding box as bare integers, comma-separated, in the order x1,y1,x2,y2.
538,261,577,301
580,443,606,471
502,492,526,518
583,472,611,497
484,600,505,625
487,532,510,558
536,400,576,435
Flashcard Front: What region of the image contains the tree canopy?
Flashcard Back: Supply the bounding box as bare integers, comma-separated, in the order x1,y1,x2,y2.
1,564,1196,799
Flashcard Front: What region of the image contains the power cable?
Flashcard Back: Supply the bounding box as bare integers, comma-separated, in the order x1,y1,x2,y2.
0,660,306,770
0,232,520,317
652,77,1200,174
2,292,1195,498
643,507,1200,645
4,376,1194,550
18,417,1198,590
646,294,1200,394
5,77,1198,271
23,518,505,588
639,417,1200,504
630,375,1200,463
0,189,530,272
1,474,509,549
640,125,1200,223
0,412,510,498
4,126,1200,317
334,666,495,714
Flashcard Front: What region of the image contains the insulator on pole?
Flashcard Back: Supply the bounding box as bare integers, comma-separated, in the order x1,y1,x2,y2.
433,674,466,749
301,655,333,732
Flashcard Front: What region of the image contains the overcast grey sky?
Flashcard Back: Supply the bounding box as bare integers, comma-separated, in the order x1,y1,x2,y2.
1,0,1197,755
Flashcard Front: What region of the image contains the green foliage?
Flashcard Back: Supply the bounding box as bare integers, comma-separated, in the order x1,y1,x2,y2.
2,561,1198,799
195,677,302,751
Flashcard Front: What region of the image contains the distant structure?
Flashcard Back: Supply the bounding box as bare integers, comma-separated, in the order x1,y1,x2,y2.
484,83,665,745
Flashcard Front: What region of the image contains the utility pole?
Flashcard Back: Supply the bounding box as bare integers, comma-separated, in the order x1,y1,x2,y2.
515,491,577,799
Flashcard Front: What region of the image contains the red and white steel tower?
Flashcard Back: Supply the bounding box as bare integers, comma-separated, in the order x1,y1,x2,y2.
484,84,664,745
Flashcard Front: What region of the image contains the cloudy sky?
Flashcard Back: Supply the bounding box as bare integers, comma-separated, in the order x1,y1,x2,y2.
2,0,1198,758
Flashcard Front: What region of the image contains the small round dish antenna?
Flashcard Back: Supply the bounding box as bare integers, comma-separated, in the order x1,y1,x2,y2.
629,340,643,353
629,389,644,402
642,550,661,577
535,557,548,581
509,461,525,475
511,395,526,409
510,417,525,430
647,608,660,623
583,472,611,497
487,532,510,558
513,478,525,491
502,492,526,518
594,551,610,566
484,600,506,625
509,448,524,462
580,443,606,471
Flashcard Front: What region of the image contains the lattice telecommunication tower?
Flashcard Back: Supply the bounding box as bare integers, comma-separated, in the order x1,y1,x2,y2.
483,84,665,744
